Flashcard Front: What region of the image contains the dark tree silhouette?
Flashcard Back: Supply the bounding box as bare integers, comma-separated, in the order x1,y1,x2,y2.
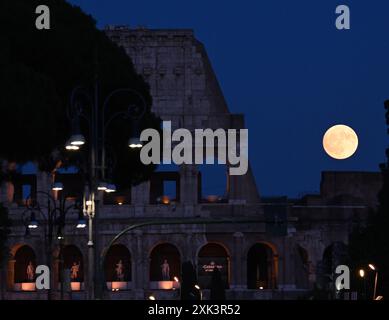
0,204,11,267
0,204,11,299
180,261,201,300
210,268,226,300
349,100,389,298
0,0,160,188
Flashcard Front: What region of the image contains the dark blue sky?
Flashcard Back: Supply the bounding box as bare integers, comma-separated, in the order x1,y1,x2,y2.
68,0,389,197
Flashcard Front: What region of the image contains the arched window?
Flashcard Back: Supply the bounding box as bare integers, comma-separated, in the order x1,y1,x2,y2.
198,164,228,203
247,243,276,289
150,164,180,204
149,243,180,282
198,243,230,289
321,242,348,278
14,245,36,283
104,244,132,282
60,245,84,283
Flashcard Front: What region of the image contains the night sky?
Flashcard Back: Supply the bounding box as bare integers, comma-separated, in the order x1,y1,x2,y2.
67,0,389,197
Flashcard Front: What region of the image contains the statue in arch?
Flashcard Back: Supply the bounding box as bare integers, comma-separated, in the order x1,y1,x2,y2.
115,260,125,281
70,261,80,281
26,261,35,281
161,259,170,281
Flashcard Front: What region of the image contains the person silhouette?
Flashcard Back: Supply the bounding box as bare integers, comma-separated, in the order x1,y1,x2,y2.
210,267,226,300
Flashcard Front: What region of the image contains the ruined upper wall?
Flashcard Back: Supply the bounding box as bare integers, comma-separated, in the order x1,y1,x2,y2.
320,171,382,207
105,26,261,204
104,26,237,130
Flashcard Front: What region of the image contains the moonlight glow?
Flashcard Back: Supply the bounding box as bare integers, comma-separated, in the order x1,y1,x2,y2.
323,125,359,160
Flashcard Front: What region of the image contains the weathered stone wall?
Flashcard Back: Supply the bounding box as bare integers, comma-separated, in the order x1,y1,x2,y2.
0,27,383,300
105,26,260,205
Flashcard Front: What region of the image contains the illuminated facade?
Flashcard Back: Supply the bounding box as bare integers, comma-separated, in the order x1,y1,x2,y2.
0,27,382,300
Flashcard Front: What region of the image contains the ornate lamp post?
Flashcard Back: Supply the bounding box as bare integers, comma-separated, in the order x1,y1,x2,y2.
22,187,83,300
368,264,379,300
66,83,146,300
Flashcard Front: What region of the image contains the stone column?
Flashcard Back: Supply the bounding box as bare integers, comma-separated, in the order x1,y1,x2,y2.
36,171,50,206
132,182,150,217
232,232,245,289
7,259,16,291
180,165,198,217
184,231,194,263
180,165,198,204
273,254,279,289
279,238,296,290
133,230,143,289
307,249,319,288
5,182,14,204
52,257,60,293
126,231,144,299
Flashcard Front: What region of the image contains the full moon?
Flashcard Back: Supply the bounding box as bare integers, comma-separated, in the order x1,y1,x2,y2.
323,124,358,160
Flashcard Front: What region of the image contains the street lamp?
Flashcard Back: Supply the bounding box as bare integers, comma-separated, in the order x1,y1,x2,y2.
67,85,147,300
97,182,108,191
105,184,117,193
22,190,79,300
194,284,203,300
28,212,38,229
69,133,86,146
368,264,379,300
52,182,64,191
128,137,143,149
57,228,64,240
65,140,80,151
76,209,87,229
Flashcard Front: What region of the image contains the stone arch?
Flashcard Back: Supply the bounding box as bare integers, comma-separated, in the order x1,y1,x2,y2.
318,242,349,291
104,244,132,282
322,242,349,275
149,243,181,282
195,241,231,259
59,245,84,283
148,240,183,259
246,242,277,289
197,242,230,289
9,243,30,258
243,240,278,257
13,244,36,284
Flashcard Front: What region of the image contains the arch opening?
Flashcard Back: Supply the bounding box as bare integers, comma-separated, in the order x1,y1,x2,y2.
247,243,277,289
59,245,84,283
14,245,36,284
197,243,230,289
105,244,132,282
149,243,181,283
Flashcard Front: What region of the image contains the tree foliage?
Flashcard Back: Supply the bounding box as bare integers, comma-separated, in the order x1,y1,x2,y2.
0,0,160,188
180,261,201,300
349,102,389,298
0,204,11,268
